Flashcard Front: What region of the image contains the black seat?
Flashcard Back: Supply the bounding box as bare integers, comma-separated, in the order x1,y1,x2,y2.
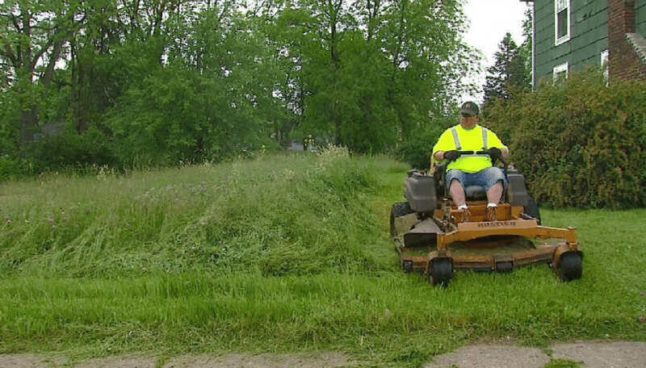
465,185,487,200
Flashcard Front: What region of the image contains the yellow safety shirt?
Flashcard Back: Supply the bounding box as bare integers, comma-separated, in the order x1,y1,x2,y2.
432,124,507,173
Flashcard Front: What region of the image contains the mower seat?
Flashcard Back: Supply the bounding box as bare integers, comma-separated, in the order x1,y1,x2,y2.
465,185,487,200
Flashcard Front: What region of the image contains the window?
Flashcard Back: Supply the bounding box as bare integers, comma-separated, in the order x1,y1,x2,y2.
555,0,570,45
601,50,609,85
553,62,568,82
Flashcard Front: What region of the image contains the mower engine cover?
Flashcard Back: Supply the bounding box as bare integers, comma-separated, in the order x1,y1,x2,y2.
506,172,530,207
404,172,436,213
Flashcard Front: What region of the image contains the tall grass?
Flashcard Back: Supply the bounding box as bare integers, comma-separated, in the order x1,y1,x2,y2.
0,151,644,367
1,147,393,277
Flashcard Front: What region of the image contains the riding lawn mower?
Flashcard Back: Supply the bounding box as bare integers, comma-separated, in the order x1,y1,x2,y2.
390,150,583,287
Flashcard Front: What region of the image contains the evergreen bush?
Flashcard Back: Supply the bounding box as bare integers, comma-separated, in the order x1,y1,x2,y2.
484,71,646,208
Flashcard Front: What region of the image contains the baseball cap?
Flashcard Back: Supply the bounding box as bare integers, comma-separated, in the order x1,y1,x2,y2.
460,101,479,116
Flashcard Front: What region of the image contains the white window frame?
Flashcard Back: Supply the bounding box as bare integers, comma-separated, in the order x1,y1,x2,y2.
554,0,571,45
553,62,568,81
601,49,609,85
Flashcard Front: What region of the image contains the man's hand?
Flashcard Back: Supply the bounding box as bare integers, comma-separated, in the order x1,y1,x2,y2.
486,147,502,161
443,150,461,162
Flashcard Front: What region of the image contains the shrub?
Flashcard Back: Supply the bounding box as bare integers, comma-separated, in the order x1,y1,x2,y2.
22,126,118,173
0,155,29,180
395,118,453,170
484,70,646,208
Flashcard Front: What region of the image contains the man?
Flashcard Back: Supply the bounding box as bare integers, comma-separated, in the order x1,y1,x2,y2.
432,101,509,221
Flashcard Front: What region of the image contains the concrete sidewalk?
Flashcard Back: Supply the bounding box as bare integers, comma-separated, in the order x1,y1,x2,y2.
1,340,644,368
425,341,646,368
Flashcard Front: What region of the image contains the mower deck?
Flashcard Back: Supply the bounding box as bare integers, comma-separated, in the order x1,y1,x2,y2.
393,202,583,283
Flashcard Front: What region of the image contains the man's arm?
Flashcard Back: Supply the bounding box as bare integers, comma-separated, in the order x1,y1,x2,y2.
500,147,509,159
432,129,453,162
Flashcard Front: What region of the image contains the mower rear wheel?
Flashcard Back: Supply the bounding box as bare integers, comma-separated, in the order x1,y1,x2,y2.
428,258,453,287
390,202,413,237
558,252,583,281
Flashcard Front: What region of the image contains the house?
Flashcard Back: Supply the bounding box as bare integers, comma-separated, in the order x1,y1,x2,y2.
521,0,646,85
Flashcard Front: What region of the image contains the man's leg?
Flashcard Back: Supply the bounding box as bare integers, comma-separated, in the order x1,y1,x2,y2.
477,167,507,221
445,170,470,222
449,179,466,207
486,181,503,204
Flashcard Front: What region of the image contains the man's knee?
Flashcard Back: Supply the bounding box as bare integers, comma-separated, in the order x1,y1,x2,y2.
445,170,466,189
483,167,507,190
449,178,464,188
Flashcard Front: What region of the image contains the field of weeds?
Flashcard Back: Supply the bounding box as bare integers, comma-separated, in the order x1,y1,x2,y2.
1,150,644,367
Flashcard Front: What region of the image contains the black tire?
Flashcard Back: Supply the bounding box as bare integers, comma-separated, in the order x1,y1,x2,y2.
390,202,413,237
429,258,453,287
558,252,583,281
524,196,542,225
402,260,413,273
392,202,413,217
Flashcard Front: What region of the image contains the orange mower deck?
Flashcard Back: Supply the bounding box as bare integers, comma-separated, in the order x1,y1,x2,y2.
391,171,583,287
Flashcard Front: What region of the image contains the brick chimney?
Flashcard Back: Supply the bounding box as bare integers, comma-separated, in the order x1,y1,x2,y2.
608,0,646,81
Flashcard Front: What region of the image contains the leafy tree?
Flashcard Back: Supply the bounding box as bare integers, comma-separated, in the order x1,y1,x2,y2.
518,8,533,87
482,32,530,113
0,0,479,173
0,0,80,145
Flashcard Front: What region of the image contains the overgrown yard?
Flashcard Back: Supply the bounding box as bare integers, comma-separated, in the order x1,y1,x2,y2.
0,151,644,367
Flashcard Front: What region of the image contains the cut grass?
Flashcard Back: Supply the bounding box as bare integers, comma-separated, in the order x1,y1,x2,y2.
1,151,644,367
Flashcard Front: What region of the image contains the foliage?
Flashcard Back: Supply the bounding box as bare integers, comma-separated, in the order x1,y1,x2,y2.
0,0,478,173
518,8,533,86
485,70,646,208
395,117,453,169
542,359,582,368
0,155,644,365
22,127,118,172
0,151,390,277
482,32,531,113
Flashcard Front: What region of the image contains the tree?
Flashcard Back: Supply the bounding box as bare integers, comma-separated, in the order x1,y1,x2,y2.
518,8,533,87
0,0,80,145
482,32,531,112
0,0,480,172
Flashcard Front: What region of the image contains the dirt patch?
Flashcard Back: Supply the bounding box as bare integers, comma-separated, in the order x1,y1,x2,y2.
552,341,646,368
165,352,350,368
0,354,54,368
0,354,155,368
424,340,646,368
73,355,157,368
0,352,350,368
424,345,549,368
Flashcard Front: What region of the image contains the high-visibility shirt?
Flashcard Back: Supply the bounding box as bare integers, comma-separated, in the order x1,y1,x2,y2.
432,124,507,173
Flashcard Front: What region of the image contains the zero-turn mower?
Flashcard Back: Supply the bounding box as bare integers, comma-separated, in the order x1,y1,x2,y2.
390,151,583,287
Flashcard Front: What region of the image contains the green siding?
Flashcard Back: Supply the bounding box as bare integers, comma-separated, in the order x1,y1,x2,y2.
534,0,608,84
637,1,646,36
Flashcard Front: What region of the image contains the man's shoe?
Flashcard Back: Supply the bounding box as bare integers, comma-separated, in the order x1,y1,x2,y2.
486,206,497,222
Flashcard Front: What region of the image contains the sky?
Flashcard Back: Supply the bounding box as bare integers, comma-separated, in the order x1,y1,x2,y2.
461,0,532,103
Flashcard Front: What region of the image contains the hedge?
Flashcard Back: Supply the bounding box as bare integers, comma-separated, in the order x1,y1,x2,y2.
484,71,646,208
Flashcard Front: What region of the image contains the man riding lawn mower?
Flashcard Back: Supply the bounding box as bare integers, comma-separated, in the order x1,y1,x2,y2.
390,102,583,287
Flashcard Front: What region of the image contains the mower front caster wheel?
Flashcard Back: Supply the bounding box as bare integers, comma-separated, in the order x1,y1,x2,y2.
558,252,583,281
428,258,453,287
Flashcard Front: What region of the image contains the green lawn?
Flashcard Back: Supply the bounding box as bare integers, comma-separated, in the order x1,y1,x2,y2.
1,151,644,367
